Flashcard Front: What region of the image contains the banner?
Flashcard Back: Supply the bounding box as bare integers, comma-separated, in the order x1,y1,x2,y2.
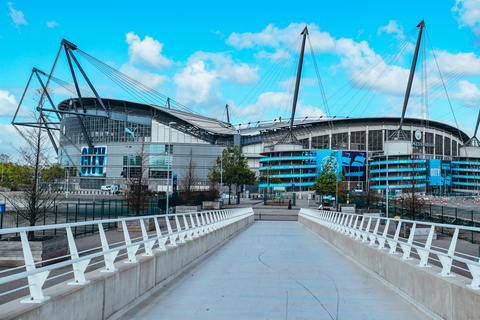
80,146,107,177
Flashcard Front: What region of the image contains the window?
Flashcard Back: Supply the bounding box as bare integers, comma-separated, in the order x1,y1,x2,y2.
332,133,348,149
368,130,382,151
149,168,171,179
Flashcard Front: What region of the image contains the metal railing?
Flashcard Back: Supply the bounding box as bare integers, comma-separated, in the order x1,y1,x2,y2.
0,207,253,304
299,208,480,289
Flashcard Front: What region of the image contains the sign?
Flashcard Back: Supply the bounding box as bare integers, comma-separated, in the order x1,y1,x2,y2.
341,151,366,182
414,129,422,141
173,174,177,192
80,146,107,177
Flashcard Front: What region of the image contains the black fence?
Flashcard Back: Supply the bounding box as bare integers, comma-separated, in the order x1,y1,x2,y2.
0,197,161,239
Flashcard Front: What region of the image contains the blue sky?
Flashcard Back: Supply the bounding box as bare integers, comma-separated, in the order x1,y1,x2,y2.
2,0,480,157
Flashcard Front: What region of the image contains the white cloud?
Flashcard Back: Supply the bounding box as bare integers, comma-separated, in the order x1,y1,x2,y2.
46,21,60,28
377,20,404,38
7,2,28,31
295,103,327,118
452,80,480,103
452,0,480,40
432,50,480,76
0,123,23,155
226,23,334,54
173,52,259,106
125,32,173,69
119,64,169,90
174,60,219,105
0,89,28,117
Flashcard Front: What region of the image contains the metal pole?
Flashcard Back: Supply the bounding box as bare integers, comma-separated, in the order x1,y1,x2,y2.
166,122,176,214
221,154,223,197
386,129,389,218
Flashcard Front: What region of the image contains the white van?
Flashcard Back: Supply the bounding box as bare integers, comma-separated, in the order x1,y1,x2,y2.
101,185,111,191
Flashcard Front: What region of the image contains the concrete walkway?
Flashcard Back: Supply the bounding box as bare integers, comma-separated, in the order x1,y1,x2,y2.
117,221,427,320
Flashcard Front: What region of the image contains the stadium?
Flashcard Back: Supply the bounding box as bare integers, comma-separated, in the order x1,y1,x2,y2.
12,26,480,198
55,96,475,196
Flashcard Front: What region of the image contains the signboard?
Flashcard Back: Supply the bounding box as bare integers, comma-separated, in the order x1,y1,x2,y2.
341,151,366,182
80,146,106,177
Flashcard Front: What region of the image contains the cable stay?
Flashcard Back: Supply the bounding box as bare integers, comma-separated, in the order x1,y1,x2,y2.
389,20,425,141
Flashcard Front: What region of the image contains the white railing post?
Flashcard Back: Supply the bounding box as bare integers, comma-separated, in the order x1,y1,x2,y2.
438,228,459,276
154,218,167,251
369,218,380,246
140,218,155,256
19,231,51,303
98,223,119,272
122,220,139,263
388,220,402,254
66,226,91,285
377,219,390,250
400,222,416,260
417,225,435,267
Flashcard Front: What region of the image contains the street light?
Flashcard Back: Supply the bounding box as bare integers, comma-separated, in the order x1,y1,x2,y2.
125,146,132,191
1,154,8,183
166,122,176,214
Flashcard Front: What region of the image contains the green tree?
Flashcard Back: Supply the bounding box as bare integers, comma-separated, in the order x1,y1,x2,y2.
311,152,338,199
4,110,61,240
259,166,282,193
337,180,357,204
208,146,256,204
41,163,65,182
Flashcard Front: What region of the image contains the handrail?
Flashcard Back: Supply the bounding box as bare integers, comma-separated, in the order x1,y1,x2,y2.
0,208,254,304
299,208,480,290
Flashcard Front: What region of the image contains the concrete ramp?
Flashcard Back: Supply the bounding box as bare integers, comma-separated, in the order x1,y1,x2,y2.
115,221,427,319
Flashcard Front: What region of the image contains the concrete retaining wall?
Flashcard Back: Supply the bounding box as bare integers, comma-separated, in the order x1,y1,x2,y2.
299,215,480,320
2,214,254,320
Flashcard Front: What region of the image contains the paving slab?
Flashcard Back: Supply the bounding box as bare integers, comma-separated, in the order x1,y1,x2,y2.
117,221,428,320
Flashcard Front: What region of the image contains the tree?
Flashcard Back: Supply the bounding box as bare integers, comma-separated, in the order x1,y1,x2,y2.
259,166,282,193
41,163,65,182
4,111,60,240
311,152,338,199
179,148,199,203
124,139,153,215
359,184,382,210
208,146,256,204
337,180,357,204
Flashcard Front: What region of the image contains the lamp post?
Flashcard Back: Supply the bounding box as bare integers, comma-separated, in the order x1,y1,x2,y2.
386,129,389,218
1,154,8,183
125,146,132,192
166,122,176,214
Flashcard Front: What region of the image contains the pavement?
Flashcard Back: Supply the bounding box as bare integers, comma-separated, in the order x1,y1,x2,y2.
116,221,428,320
2,198,480,313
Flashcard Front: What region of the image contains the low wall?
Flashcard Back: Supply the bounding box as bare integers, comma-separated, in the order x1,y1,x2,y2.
2,214,254,320
299,214,480,320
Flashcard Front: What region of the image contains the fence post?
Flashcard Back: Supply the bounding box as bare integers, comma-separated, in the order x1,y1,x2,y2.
442,206,444,234
54,205,58,236
92,201,96,234
472,210,474,244
455,208,458,225
84,203,87,236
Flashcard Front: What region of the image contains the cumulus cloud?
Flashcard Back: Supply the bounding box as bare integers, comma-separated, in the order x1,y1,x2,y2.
0,123,24,155
7,2,27,31
295,103,328,118
173,52,259,106
174,60,219,105
452,0,480,41
0,89,25,116
46,21,60,28
377,20,404,38
431,50,480,76
119,64,169,90
226,23,335,54
452,80,480,104
125,32,173,69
